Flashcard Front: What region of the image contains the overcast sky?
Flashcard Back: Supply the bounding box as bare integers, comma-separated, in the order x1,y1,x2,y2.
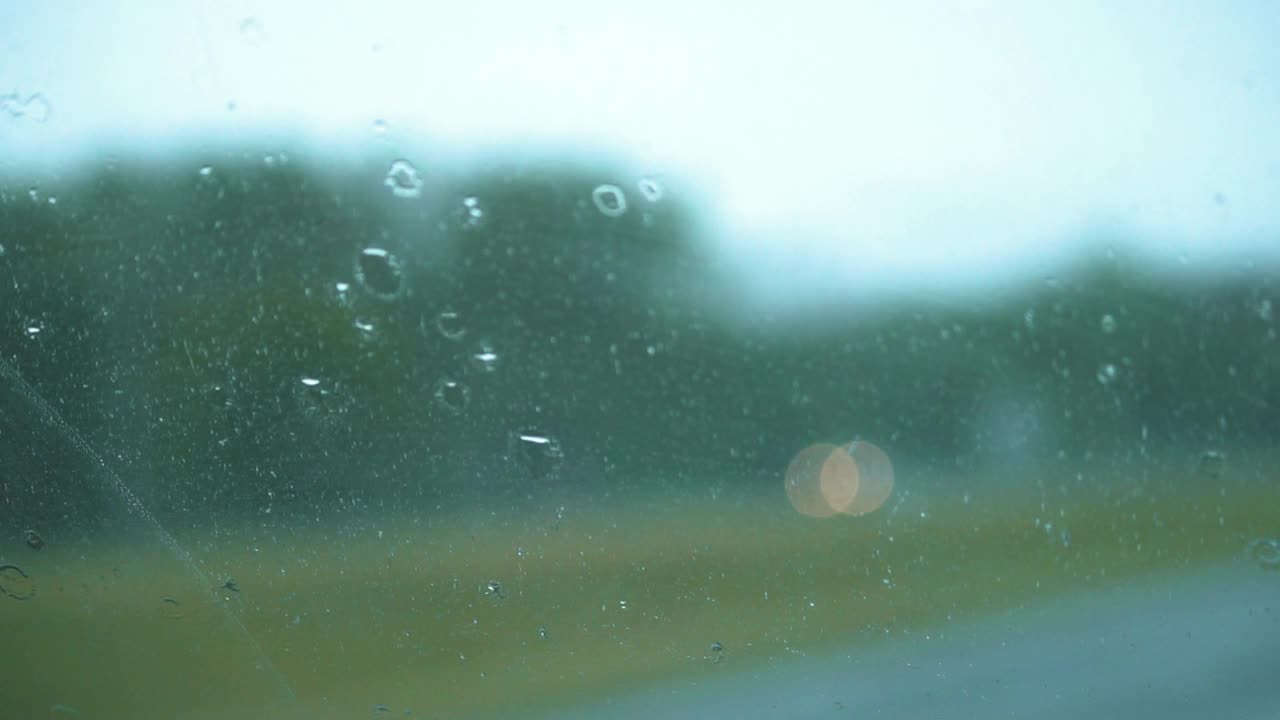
3,1,1278,298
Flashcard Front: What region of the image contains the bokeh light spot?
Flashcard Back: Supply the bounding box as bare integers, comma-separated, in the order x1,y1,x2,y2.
785,444,859,518
842,440,894,516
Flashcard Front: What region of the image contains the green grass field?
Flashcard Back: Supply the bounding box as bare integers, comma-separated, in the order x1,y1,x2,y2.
1,451,1276,719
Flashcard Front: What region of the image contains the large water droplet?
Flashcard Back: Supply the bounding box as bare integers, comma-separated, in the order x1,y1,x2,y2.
1100,314,1117,334
470,344,499,373
1248,538,1280,570
1259,299,1273,322
434,378,470,414
591,184,627,217
509,430,564,479
435,310,466,340
355,247,405,300
384,159,423,198
0,564,35,600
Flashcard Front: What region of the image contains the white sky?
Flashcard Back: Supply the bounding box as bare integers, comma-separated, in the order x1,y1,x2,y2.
2,1,1278,299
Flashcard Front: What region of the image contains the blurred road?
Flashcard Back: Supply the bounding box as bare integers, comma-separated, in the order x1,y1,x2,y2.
540,562,1280,720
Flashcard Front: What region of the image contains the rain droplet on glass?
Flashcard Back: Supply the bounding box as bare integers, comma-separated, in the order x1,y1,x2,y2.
435,310,466,340
434,378,470,414
355,247,405,300
1096,363,1118,384
1248,538,1280,569
591,184,627,217
637,178,663,202
471,345,499,373
384,159,423,199
510,430,564,479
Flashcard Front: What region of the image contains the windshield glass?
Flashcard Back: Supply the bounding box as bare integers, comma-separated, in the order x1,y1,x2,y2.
2,4,1278,719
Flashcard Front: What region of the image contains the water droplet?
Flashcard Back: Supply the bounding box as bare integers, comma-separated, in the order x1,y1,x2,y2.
159,597,184,620
470,344,499,373
637,178,663,202
591,184,627,217
263,153,278,167
0,92,51,122
435,310,466,340
204,383,233,409
372,118,388,135
537,624,549,639
27,188,39,202
384,159,423,198
1198,450,1225,479
1023,309,1035,329
23,529,45,550
198,165,214,177
23,320,44,338
293,377,349,419
355,247,405,300
434,378,469,414
618,599,629,610
459,196,486,229
1100,314,1117,334
1096,363,1118,384
353,317,377,337
484,579,506,600
509,430,565,479
1249,538,1280,570
330,281,354,308
0,564,35,600
1260,299,1273,322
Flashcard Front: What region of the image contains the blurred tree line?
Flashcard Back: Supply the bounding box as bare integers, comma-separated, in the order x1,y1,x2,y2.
1,149,1276,522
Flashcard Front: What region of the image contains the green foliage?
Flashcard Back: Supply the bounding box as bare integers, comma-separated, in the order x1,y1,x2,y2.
2,150,1276,518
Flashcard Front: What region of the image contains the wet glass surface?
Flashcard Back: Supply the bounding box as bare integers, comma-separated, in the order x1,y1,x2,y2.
2,4,1279,719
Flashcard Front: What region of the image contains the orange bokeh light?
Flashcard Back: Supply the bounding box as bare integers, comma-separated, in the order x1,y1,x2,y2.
784,440,894,518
